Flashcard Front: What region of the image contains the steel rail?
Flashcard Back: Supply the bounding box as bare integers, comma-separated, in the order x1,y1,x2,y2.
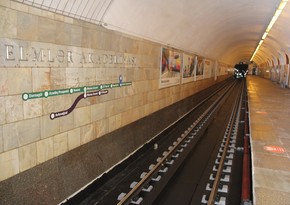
117,81,237,205
207,81,244,205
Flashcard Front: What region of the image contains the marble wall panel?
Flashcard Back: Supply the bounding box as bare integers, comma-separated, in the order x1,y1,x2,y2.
23,98,42,119
66,67,80,87
78,67,96,85
0,6,17,38
38,17,56,44
91,102,106,122
50,67,66,89
74,106,91,127
17,12,38,41
32,67,51,92
95,119,108,139
67,128,81,151
41,115,60,139
18,143,37,172
0,97,5,125
0,69,8,96
36,137,53,164
55,21,71,45
70,24,82,47
10,1,29,13
3,117,40,151
53,132,68,157
59,111,74,133
80,123,95,145
7,68,32,95
0,125,3,153
0,149,19,181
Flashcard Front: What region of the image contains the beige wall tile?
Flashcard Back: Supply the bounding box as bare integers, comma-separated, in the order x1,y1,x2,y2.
19,143,37,172
5,95,23,123
10,1,29,13
115,113,122,130
66,67,80,87
0,97,5,125
0,0,10,7
0,125,3,153
113,98,127,114
17,12,38,41
32,67,51,92
70,24,82,47
50,67,66,89
105,100,116,117
38,17,56,44
55,21,71,45
74,106,91,127
79,67,96,85
42,97,54,116
0,149,19,181
7,68,32,95
3,123,18,151
36,137,53,164
67,128,80,150
53,132,68,157
108,115,116,133
41,115,60,139
95,67,107,82
91,102,106,122
95,119,108,138
0,6,17,38
3,117,40,151
0,69,8,96
60,112,74,132
80,124,95,145
23,98,42,119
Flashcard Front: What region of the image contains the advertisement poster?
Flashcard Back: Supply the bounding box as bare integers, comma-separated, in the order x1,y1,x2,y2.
203,59,211,79
182,54,196,83
218,62,229,75
196,56,204,80
204,59,214,79
160,47,182,88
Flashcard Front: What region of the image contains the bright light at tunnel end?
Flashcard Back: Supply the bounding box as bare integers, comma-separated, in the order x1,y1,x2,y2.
250,0,288,61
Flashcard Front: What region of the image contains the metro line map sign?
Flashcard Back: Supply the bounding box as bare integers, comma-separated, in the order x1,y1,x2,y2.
22,78,132,120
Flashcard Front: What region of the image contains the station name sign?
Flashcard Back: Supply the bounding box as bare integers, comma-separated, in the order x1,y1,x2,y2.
0,38,137,67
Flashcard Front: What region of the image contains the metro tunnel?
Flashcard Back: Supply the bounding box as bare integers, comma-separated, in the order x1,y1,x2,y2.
1,0,290,205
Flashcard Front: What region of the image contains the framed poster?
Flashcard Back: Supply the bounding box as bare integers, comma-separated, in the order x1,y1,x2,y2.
204,59,214,79
182,54,196,83
196,56,204,80
160,47,182,88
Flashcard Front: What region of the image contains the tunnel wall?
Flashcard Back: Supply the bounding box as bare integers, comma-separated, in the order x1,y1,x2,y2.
0,0,230,204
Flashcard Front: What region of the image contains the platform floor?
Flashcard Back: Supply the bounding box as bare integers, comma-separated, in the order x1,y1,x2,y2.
247,75,290,205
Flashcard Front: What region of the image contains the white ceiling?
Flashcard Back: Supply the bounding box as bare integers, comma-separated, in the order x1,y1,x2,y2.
15,0,290,66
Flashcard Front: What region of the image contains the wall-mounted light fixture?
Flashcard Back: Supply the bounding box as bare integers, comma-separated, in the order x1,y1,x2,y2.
250,0,288,61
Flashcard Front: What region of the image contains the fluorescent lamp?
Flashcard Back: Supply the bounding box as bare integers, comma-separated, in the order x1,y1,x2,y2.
250,0,288,61
262,32,268,39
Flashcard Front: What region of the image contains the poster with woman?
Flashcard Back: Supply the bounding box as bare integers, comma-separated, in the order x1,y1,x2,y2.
160,47,182,88
196,56,204,80
182,53,196,83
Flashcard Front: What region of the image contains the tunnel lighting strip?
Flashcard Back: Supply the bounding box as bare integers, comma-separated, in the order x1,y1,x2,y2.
250,0,288,61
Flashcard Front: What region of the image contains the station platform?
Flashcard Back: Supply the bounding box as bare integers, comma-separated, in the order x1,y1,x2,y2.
247,75,290,205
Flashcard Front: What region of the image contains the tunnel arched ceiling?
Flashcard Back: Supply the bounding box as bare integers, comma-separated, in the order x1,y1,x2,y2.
15,0,289,66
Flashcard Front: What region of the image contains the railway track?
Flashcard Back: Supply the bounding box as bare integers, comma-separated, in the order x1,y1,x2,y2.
62,78,248,205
